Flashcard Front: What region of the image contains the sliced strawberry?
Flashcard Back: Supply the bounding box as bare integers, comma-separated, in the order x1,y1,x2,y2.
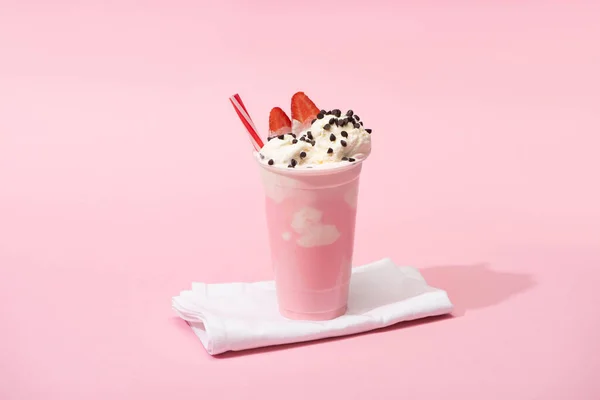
268,107,292,137
291,92,319,125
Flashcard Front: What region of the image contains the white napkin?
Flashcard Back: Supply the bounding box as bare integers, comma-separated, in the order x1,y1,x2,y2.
172,258,453,355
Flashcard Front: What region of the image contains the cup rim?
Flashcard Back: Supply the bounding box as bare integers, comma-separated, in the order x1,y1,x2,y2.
254,152,366,176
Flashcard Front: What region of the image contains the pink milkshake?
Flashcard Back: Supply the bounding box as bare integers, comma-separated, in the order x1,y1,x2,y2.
235,91,372,320
256,92,371,320
258,161,363,320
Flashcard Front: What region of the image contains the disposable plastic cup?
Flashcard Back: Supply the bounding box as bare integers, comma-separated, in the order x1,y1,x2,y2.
258,160,363,320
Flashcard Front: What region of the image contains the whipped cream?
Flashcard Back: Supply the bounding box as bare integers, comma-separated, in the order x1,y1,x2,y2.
257,110,371,169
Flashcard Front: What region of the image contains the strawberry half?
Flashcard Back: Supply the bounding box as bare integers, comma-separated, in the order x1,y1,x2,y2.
291,92,319,128
268,107,292,137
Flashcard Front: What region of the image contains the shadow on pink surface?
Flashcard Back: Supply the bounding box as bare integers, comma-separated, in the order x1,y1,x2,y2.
420,264,535,316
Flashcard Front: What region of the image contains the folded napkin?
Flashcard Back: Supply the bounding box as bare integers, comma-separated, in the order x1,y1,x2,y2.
172,258,453,355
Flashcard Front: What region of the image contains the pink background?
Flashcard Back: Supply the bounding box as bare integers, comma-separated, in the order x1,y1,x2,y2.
1,1,599,399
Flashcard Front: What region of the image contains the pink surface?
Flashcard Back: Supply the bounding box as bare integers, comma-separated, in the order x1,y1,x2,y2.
1,1,599,399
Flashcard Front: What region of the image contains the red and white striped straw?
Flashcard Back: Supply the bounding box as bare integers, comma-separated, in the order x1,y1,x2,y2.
229,93,264,151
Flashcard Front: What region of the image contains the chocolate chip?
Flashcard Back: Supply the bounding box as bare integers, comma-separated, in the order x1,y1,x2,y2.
317,113,324,119
328,118,336,124
348,157,356,162
360,121,363,126
299,136,306,141
365,128,372,134
341,131,348,138
327,110,332,115
329,133,336,141
311,140,316,146
354,115,360,121
268,159,274,165
292,139,298,144
290,159,297,167
327,148,333,154
346,110,354,117
268,136,273,141
353,122,360,129
324,124,331,130
290,133,296,138
342,157,348,161
341,140,347,147
278,135,285,140
307,131,312,139
332,109,341,117
300,151,307,158
311,119,316,124
320,109,326,114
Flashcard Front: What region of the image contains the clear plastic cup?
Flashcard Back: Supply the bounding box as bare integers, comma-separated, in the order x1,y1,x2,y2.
258,160,363,320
